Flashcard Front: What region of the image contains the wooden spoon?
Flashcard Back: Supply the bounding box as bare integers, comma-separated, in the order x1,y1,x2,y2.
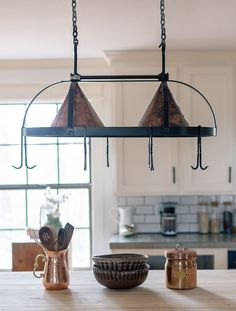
57,228,67,251
64,223,74,248
38,226,56,251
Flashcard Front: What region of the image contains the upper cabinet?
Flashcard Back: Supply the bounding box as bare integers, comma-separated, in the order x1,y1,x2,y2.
179,66,234,194
116,81,179,196
111,51,236,195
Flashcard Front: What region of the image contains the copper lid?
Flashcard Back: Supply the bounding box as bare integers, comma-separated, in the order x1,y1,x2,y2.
165,243,197,260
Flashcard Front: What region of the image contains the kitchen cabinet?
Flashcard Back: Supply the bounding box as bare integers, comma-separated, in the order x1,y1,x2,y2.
179,66,234,194
116,81,179,196
115,64,235,195
227,250,236,269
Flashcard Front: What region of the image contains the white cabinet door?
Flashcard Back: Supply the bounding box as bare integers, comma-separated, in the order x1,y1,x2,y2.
179,67,234,194
116,82,178,195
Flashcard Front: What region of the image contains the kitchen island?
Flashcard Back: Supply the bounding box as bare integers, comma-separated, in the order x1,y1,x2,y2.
0,270,236,310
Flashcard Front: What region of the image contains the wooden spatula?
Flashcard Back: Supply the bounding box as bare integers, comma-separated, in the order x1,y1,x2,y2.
64,223,74,248
57,228,67,251
38,226,56,251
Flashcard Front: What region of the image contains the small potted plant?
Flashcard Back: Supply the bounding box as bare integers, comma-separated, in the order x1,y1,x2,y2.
40,187,70,231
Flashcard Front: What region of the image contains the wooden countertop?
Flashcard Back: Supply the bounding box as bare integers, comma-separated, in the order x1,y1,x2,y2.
0,270,236,310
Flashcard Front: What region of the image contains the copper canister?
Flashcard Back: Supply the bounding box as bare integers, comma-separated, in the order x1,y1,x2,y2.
165,243,197,289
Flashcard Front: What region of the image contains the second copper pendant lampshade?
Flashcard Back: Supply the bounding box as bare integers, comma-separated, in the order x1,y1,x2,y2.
139,83,189,127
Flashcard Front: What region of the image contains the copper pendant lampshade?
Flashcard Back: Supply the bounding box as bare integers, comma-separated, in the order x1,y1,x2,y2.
51,82,104,127
139,83,189,127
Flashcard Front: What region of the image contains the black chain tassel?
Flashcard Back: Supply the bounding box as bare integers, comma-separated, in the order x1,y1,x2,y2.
106,137,110,167
148,126,154,171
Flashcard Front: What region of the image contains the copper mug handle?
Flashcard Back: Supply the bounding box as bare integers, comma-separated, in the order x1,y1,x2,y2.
33,254,46,279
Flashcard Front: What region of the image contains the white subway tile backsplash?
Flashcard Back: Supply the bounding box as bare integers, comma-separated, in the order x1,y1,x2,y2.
180,196,198,205
117,197,127,206
135,206,154,214
162,196,180,203
127,196,145,206
177,224,190,232
181,214,198,224
136,223,161,233
133,215,145,223
145,215,160,224
145,196,162,205
190,223,199,232
119,194,235,234
189,205,201,214
177,205,189,214
154,206,161,215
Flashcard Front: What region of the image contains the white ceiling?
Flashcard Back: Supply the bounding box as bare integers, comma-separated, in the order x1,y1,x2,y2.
0,0,236,59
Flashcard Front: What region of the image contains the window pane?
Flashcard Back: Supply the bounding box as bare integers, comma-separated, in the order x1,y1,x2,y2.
27,145,58,184
0,102,92,271
71,229,90,268
27,189,46,229
59,144,90,183
26,103,58,144
0,191,26,229
26,103,57,127
60,189,90,228
0,146,27,185
58,137,83,144
27,136,57,145
0,104,25,144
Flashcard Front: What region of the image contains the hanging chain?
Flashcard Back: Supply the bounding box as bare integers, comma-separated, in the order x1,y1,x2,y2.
72,0,79,46
159,0,166,47
71,0,79,77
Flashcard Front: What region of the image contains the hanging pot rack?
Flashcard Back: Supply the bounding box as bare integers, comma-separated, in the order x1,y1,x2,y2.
14,0,217,171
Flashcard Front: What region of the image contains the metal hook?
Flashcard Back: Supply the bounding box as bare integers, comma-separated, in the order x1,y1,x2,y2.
12,129,36,169
191,126,208,171
24,136,36,169
12,129,24,169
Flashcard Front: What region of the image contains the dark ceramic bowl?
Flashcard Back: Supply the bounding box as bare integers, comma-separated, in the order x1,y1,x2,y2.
92,253,149,271
93,263,150,289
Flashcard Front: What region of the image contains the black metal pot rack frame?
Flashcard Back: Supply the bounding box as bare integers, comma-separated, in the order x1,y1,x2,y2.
13,0,217,171
22,74,217,138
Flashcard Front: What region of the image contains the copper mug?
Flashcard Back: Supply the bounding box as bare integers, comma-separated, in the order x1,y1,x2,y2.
165,243,197,290
33,249,69,290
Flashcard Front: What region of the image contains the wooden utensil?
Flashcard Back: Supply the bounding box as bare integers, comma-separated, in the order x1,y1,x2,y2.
57,228,67,251
64,223,74,248
38,226,56,251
